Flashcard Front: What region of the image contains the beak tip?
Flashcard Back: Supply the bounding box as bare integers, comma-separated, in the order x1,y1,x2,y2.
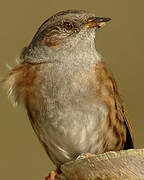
106,17,111,22
84,16,111,29
100,17,111,22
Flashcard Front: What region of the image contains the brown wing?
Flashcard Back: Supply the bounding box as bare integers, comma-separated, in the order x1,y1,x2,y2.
110,72,134,149
95,61,134,150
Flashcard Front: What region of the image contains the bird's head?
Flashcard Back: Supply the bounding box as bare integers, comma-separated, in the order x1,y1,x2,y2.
21,10,111,63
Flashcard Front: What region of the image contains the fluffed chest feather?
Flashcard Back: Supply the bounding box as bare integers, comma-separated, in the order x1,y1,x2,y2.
5,61,128,166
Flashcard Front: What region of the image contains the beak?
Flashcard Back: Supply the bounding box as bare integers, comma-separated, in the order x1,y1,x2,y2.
84,17,111,29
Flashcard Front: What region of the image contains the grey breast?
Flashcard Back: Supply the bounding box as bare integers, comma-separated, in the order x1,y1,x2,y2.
33,62,108,165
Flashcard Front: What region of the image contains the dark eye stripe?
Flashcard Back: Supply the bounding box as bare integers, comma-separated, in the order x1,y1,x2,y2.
43,26,61,36
51,26,61,32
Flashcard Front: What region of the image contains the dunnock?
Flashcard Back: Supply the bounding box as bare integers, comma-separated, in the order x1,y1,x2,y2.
5,9,134,178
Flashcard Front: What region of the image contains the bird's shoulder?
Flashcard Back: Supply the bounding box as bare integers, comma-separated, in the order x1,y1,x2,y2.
5,62,41,105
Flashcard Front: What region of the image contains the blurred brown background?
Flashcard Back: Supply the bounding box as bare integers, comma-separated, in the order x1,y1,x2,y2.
0,0,143,179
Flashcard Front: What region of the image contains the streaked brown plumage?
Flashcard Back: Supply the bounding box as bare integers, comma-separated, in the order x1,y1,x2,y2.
5,10,134,171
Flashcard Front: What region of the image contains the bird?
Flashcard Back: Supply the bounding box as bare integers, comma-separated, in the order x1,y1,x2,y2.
5,9,134,179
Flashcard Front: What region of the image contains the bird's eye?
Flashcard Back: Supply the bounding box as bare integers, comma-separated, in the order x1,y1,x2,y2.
63,22,73,30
